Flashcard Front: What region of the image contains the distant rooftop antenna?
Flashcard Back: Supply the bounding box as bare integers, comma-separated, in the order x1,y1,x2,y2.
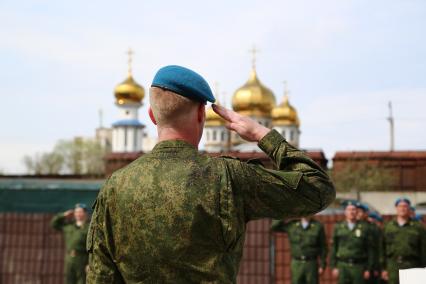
387,101,394,151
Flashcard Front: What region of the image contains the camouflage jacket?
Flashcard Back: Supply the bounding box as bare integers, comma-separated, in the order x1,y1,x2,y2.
51,213,89,254
271,219,328,268
86,130,335,283
330,221,374,270
381,219,426,268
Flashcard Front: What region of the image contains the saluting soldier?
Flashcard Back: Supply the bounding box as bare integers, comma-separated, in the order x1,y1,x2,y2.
356,203,381,284
381,198,426,284
51,203,89,284
331,201,374,284
271,217,328,284
86,65,336,283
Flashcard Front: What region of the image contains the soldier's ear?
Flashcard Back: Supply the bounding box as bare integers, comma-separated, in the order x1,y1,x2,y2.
148,107,157,125
197,103,205,123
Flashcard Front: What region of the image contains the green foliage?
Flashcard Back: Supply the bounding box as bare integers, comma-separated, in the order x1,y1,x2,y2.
23,138,108,175
332,159,396,192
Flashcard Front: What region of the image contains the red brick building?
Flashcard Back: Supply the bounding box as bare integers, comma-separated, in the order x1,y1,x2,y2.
333,151,426,192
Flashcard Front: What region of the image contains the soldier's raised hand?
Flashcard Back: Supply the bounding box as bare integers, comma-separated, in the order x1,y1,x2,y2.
212,104,270,142
64,210,74,218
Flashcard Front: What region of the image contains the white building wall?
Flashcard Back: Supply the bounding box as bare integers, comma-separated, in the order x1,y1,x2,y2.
204,126,229,152
273,125,300,148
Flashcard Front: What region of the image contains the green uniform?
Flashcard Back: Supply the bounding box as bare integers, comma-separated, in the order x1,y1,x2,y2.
382,219,426,284
367,222,382,284
51,213,89,284
271,219,327,284
87,130,335,283
331,221,374,284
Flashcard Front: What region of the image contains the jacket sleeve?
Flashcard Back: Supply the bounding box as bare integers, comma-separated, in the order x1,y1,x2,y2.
421,224,426,267
51,213,67,231
271,219,290,232
228,129,336,221
380,223,387,270
366,226,375,271
319,223,328,269
330,225,338,269
86,178,125,284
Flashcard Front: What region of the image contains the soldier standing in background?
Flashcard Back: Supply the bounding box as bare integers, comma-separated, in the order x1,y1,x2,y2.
331,201,374,284
51,203,89,284
381,198,426,284
356,203,381,284
271,217,328,284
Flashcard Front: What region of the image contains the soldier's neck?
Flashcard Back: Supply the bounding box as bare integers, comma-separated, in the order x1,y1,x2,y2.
157,127,200,149
396,216,409,226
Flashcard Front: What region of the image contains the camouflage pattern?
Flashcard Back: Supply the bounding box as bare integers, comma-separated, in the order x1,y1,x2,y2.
331,221,374,284
271,219,328,284
51,213,89,284
86,130,335,283
382,219,426,284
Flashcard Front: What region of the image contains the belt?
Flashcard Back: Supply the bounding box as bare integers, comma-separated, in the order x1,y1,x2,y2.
293,255,317,261
337,257,367,264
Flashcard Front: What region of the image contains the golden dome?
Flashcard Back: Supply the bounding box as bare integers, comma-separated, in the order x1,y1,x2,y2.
205,106,226,126
232,69,276,117
272,94,300,127
114,75,145,105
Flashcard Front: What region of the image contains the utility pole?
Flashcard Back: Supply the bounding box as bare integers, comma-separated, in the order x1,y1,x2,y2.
387,101,394,151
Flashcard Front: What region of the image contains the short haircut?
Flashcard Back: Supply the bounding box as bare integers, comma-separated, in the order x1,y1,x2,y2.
149,87,200,127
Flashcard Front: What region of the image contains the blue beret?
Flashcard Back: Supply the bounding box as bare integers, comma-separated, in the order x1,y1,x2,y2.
151,65,215,103
356,202,369,212
413,214,422,221
368,212,383,222
395,197,411,207
341,200,358,209
75,203,88,210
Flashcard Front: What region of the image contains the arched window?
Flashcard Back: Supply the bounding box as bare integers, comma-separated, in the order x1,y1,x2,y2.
213,130,217,141
206,131,210,141
282,130,286,138
221,131,225,141
290,130,294,141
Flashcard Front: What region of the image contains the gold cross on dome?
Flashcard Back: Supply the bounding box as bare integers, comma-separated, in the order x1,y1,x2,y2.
249,45,260,69
126,48,134,76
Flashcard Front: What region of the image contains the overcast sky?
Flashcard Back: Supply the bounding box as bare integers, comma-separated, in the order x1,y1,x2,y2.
1,0,425,173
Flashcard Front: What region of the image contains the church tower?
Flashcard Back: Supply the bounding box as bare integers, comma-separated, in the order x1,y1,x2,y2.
231,47,276,149
111,49,145,153
271,82,300,147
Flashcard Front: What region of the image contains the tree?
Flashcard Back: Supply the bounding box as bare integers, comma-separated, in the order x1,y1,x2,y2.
332,159,396,199
22,152,64,175
23,138,108,175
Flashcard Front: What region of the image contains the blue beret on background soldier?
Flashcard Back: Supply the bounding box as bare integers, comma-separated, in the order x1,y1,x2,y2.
51,203,89,284
331,201,374,284
355,202,382,284
86,65,336,283
271,216,328,284
381,198,426,284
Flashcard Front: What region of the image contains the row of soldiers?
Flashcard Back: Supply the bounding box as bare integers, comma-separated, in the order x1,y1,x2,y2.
272,198,426,284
